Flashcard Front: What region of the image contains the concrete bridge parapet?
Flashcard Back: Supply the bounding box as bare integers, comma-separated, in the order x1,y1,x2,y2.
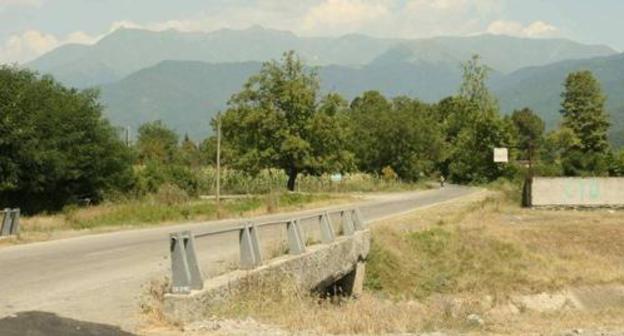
163,229,370,323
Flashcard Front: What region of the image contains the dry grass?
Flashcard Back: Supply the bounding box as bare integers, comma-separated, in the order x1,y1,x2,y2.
195,187,624,335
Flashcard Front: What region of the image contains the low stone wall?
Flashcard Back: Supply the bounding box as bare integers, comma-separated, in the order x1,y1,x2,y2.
163,229,370,323
531,177,624,208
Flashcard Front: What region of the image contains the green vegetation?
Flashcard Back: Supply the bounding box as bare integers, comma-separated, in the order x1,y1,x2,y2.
511,107,545,159
0,65,134,214
349,92,444,180
221,51,353,191
557,70,611,175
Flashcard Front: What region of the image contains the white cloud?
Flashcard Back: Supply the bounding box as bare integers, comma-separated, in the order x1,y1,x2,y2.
0,0,564,63
524,21,559,37
100,0,503,38
1,30,56,63
0,29,98,63
301,0,390,34
487,20,559,38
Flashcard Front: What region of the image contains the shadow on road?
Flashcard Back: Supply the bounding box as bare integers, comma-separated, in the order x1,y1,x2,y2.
0,311,136,336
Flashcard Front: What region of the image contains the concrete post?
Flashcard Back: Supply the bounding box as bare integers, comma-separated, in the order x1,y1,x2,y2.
335,261,366,298
319,212,336,243
341,210,355,236
352,208,365,231
287,219,306,255
170,231,203,294
240,222,262,269
1,209,11,236
10,209,20,235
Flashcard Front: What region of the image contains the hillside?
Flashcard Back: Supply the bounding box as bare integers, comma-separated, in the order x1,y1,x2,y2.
493,53,624,147
372,34,615,73
29,26,616,88
100,61,262,138
99,53,624,146
100,59,468,139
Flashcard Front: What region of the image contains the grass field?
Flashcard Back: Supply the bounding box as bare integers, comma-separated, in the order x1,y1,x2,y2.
188,184,624,335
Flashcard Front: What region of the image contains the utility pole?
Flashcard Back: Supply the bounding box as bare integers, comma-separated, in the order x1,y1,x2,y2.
215,112,222,218
125,126,130,147
525,140,535,207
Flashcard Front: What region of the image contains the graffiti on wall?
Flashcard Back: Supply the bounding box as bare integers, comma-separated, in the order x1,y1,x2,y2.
561,179,601,202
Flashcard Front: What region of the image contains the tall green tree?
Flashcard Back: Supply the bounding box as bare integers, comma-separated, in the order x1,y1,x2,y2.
220,51,353,191
0,66,133,213
511,108,545,160
459,54,496,114
445,56,515,183
560,70,610,153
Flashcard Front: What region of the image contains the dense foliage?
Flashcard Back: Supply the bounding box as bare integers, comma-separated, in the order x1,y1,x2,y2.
220,51,354,190
0,66,133,213
349,92,445,180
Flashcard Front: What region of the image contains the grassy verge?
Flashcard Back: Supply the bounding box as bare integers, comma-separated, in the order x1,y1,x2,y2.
3,192,354,245
190,184,624,335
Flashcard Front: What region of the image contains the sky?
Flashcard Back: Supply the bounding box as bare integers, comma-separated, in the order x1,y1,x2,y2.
1,0,622,63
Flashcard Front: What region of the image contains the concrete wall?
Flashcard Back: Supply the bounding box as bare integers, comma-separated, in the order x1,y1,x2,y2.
164,230,370,323
531,177,624,207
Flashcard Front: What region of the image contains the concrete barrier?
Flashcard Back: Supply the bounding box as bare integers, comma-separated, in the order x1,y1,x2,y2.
163,229,370,323
531,177,624,208
1,209,20,237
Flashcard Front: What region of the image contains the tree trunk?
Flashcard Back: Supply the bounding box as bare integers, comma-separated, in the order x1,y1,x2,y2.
287,166,298,191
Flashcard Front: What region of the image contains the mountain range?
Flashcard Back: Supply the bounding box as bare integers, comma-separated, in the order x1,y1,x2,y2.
26,26,624,146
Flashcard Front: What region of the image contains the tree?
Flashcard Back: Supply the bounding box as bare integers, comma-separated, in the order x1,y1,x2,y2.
136,120,179,164
445,56,515,183
511,108,545,160
459,54,496,114
448,113,516,183
557,71,611,175
180,134,201,167
349,91,445,180
560,70,610,153
0,66,133,213
220,51,353,191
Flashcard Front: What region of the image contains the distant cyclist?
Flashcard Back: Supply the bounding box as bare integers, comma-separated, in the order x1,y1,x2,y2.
440,175,446,188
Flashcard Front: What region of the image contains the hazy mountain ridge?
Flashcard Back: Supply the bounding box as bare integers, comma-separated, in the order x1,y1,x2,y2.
99,52,624,147
29,26,616,88
26,26,623,145
375,34,616,73
493,53,624,147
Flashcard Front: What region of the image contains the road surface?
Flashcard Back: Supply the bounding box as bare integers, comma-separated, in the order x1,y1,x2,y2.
0,185,477,333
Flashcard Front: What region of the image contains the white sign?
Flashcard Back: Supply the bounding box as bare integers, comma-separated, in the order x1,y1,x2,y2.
330,173,343,183
493,148,509,163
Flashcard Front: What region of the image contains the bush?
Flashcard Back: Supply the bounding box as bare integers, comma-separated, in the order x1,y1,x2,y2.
135,162,200,196
154,183,190,205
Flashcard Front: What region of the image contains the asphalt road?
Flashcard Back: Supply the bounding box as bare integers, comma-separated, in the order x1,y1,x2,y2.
0,185,477,334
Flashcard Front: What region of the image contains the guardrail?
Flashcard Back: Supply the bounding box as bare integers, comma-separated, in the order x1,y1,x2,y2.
169,208,365,294
1,208,20,237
